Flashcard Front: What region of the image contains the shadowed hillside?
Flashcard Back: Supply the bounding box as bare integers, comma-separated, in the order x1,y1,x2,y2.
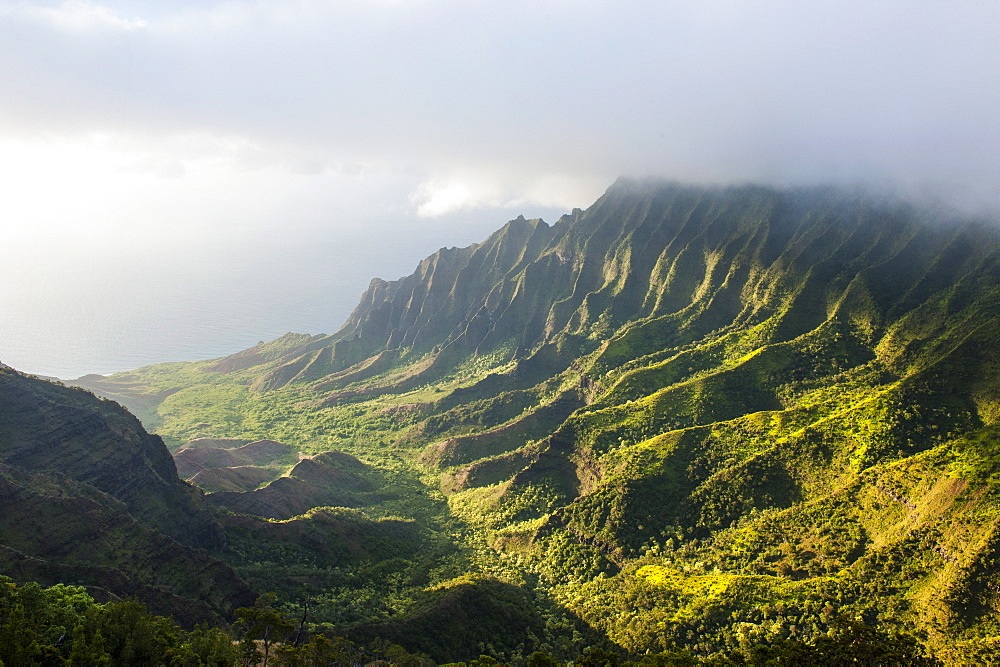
0,365,255,623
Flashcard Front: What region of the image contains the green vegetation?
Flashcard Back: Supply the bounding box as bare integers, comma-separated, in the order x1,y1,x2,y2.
54,181,1000,663
0,576,946,665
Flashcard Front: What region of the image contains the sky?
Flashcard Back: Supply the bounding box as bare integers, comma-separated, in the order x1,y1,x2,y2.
1,0,998,378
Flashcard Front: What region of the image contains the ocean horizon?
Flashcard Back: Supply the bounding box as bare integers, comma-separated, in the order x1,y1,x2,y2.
0,207,567,380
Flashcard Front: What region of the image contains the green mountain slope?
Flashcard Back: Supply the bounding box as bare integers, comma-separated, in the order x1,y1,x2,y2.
0,365,255,623
73,180,1000,661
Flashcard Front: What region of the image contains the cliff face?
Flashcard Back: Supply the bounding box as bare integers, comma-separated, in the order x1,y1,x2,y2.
248,215,557,390
256,181,1000,396
0,365,253,622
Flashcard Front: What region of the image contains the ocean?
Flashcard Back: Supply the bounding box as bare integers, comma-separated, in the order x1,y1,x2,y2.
0,208,562,380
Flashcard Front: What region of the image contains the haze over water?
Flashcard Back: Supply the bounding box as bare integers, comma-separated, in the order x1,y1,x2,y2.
0,206,566,379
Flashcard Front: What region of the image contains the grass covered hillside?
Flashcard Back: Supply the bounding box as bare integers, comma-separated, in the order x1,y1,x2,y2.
74,180,1000,662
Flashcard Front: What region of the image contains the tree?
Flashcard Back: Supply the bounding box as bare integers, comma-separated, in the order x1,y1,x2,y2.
234,594,294,667
87,600,179,665
745,617,942,666
174,624,240,666
576,646,620,667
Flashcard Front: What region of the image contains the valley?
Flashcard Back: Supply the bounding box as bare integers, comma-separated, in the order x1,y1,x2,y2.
4,179,1000,663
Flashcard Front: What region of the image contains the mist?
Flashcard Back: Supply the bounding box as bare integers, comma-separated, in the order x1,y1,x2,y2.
0,0,996,376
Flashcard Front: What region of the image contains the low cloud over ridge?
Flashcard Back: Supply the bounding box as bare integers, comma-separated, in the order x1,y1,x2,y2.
0,0,997,216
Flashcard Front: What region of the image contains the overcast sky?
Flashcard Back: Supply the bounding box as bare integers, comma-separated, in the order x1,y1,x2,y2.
1,0,998,376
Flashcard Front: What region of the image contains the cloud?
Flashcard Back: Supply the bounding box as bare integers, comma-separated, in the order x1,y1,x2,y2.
412,180,485,218
14,0,147,32
117,154,186,178
411,170,613,218
2,0,998,376
0,0,997,216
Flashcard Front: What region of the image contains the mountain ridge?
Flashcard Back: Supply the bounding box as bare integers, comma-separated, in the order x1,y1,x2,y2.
70,180,1000,661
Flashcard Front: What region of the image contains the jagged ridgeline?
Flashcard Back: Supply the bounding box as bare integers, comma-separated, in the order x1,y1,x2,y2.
77,180,1000,661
